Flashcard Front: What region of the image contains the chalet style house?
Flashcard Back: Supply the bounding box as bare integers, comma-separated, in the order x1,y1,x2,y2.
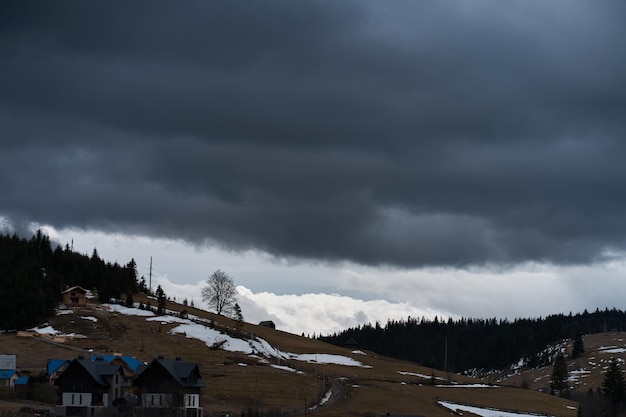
54,357,123,416
54,356,204,417
134,357,205,417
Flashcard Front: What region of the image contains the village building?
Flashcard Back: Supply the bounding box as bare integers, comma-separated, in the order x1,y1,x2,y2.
0,355,18,388
133,356,205,417
90,355,143,378
258,320,276,329
14,375,30,388
49,355,142,389
0,369,19,388
62,286,88,307
344,338,360,349
48,359,71,385
54,356,123,417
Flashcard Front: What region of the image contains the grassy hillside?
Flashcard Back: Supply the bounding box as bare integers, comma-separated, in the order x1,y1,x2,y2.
495,332,626,400
1,295,579,417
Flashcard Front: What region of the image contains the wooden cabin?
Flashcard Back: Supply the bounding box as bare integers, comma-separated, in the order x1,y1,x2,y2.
62,286,87,306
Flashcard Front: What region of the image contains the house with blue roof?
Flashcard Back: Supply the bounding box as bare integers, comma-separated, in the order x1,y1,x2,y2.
0,354,19,388
50,355,203,416
0,369,19,387
48,359,71,385
89,355,143,377
15,375,29,385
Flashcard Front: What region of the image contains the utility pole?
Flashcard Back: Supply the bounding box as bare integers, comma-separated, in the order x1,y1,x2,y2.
149,256,152,295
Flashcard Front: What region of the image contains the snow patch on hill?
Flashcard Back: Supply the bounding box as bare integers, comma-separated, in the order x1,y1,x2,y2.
107,303,370,370
397,371,446,381
105,304,156,317
599,346,626,354
439,401,556,417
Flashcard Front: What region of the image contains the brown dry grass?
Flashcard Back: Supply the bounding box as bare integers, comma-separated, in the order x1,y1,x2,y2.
0,296,580,417
496,332,626,396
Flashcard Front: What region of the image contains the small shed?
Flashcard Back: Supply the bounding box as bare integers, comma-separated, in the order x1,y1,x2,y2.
344,338,359,349
15,375,29,388
259,321,276,329
62,286,87,306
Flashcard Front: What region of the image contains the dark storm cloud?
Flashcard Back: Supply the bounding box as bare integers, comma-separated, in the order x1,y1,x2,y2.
2,0,626,267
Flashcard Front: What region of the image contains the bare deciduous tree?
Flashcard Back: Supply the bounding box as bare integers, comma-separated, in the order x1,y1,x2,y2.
201,269,237,316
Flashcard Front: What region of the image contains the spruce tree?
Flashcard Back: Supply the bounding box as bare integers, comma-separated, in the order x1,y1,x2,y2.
156,285,167,315
602,358,626,408
125,293,134,308
572,333,585,359
550,352,569,397
233,302,243,324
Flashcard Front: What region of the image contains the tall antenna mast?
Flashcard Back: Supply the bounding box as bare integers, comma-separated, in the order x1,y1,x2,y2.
149,256,152,294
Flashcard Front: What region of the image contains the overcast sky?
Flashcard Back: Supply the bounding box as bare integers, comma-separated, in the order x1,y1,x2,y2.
2,1,626,335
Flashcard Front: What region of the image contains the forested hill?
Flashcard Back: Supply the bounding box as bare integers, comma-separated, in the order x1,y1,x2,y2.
319,309,626,373
0,231,142,330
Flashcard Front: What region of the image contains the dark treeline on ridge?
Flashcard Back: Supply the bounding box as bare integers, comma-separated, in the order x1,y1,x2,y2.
0,230,143,330
320,310,626,373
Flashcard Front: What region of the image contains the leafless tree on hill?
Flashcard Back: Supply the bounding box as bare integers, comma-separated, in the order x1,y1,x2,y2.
201,269,238,316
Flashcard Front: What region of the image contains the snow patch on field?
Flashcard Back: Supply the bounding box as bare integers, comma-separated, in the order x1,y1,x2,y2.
568,369,591,383
599,347,626,354
397,371,446,380
56,309,73,316
105,304,155,317
287,353,370,368
271,364,304,374
28,325,86,338
29,325,58,335
439,401,556,417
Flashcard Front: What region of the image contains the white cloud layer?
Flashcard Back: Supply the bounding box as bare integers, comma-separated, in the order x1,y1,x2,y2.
7,221,626,336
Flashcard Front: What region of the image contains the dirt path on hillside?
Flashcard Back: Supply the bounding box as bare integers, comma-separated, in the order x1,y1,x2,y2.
307,377,347,413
